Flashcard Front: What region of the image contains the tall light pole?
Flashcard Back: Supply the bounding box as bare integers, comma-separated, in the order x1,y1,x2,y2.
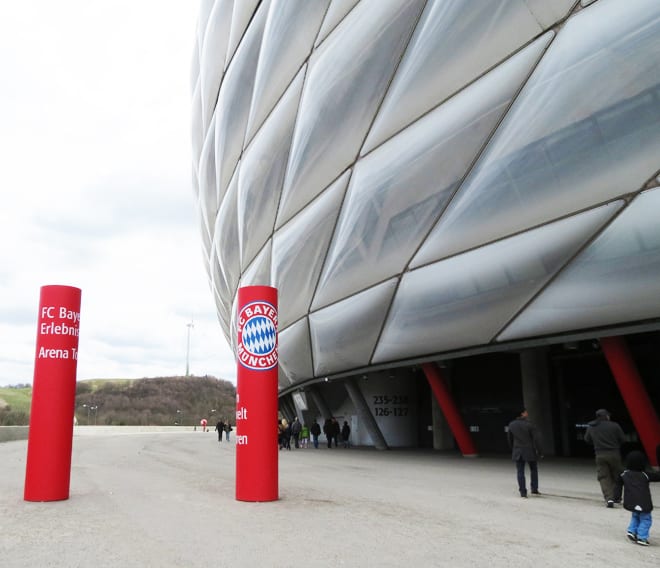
185,320,194,376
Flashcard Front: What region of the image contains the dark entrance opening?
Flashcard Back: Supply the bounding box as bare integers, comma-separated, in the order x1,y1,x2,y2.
453,352,521,454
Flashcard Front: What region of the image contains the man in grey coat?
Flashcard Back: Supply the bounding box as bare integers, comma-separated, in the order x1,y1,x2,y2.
584,408,626,507
507,409,543,498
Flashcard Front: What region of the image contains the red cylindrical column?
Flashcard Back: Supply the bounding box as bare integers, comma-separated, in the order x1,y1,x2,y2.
600,336,660,467
235,286,278,501
24,285,82,501
422,362,478,457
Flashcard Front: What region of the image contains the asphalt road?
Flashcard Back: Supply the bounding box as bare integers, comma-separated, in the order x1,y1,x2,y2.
1,427,659,567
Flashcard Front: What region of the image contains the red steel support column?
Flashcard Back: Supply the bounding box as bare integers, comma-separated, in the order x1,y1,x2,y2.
422,363,478,457
24,285,82,501
600,336,660,467
235,286,278,501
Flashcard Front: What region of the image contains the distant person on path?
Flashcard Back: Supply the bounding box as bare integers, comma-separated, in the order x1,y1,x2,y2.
616,450,660,546
215,420,225,442
331,417,340,448
224,422,233,442
278,419,285,450
341,421,351,448
323,418,333,448
283,419,291,450
310,420,321,449
300,423,310,448
279,418,291,450
291,417,302,449
507,409,543,498
584,408,626,508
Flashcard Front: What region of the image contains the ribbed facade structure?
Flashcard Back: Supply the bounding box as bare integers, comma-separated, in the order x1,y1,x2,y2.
191,0,660,451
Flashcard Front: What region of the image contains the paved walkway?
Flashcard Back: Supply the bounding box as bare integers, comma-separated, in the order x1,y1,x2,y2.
1,427,659,567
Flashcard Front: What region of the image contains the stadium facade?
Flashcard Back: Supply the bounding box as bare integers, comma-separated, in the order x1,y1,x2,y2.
191,0,660,461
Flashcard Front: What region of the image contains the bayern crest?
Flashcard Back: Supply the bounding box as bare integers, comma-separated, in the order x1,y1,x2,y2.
237,300,278,371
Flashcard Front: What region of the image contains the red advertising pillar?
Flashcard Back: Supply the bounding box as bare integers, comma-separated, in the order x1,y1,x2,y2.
235,286,278,501
422,363,478,458
24,285,82,501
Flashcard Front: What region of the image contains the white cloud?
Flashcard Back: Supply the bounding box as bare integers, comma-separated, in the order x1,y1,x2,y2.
0,1,237,386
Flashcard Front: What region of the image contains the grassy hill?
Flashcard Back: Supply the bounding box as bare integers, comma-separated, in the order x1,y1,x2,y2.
0,375,236,427
0,386,31,424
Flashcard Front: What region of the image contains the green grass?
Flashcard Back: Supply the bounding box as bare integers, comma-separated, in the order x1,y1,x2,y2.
0,379,132,412
0,386,32,414
83,378,133,390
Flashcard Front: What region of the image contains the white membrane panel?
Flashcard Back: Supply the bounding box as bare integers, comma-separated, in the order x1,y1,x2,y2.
419,0,660,262
277,0,426,227
312,36,552,310
223,0,261,72
525,0,577,29
315,0,359,47
374,202,622,363
213,4,268,203
363,0,544,155
214,169,240,304
245,0,328,144
499,188,660,340
237,71,304,270
311,279,398,375
273,172,349,329
199,0,232,131
278,318,314,385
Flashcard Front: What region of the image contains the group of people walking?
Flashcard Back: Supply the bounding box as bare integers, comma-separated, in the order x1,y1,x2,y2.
214,419,233,442
278,417,303,450
322,417,351,448
278,416,351,450
508,407,660,547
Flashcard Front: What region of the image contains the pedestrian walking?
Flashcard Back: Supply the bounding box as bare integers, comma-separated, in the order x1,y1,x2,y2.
310,420,321,449
300,423,310,448
215,420,225,442
616,450,660,546
331,417,340,448
291,417,302,448
507,409,543,498
341,421,351,448
323,418,333,448
584,408,626,507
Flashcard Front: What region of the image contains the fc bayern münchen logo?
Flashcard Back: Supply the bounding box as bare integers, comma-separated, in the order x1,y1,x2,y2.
237,301,278,371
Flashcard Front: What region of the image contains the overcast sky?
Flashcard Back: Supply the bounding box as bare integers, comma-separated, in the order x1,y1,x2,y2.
0,2,237,386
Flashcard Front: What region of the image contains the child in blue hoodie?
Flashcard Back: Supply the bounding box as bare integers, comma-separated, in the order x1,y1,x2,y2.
617,450,660,546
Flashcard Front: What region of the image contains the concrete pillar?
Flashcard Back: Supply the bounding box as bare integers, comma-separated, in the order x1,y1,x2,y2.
431,395,454,451
307,385,332,421
280,396,296,423
345,378,389,450
520,348,555,456
428,365,454,450
422,363,477,457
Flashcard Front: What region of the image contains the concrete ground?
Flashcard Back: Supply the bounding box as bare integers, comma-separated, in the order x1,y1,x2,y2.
1,427,659,567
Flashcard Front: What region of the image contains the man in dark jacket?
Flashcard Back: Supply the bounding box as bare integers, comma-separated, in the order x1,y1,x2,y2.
291,417,302,448
507,409,543,498
584,408,626,507
310,420,322,449
215,420,225,442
